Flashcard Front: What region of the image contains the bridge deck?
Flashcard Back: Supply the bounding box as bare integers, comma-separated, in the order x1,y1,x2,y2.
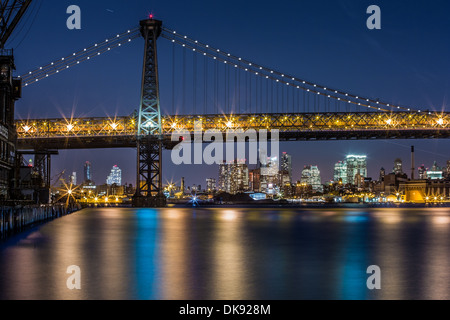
15,112,450,150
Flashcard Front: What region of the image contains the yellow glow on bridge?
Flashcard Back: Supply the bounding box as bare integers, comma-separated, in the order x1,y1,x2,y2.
15,111,449,143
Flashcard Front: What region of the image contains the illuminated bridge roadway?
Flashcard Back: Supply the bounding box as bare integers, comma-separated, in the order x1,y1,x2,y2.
16,111,450,150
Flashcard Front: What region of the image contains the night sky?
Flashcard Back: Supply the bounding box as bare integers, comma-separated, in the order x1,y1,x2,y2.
11,0,450,187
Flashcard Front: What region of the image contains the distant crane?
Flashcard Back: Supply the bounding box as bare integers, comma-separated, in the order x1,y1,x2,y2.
50,169,65,188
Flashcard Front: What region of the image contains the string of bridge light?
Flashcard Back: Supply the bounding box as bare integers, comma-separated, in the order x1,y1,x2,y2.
19,27,141,87
162,27,426,113
161,32,390,112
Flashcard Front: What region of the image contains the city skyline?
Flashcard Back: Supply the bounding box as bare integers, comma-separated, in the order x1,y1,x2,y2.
13,0,449,192
59,148,449,190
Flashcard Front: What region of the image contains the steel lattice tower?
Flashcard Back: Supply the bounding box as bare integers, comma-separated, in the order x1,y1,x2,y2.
133,18,166,207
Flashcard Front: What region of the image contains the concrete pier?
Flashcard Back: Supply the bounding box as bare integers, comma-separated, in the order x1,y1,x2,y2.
0,204,80,239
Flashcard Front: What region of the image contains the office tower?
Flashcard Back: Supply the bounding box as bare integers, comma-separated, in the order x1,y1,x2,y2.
84,161,92,183
106,165,122,185
334,161,348,184
260,156,279,192
346,155,367,185
393,158,403,175
218,159,249,194
206,178,216,192
281,152,292,184
70,172,77,185
181,177,185,193
249,168,261,192
300,165,322,192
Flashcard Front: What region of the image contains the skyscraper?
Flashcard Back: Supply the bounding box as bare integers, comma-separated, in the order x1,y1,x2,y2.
106,165,122,185
281,152,292,184
333,161,347,184
218,160,249,194
301,165,322,192
346,155,367,185
84,161,92,183
393,158,403,175
260,156,279,192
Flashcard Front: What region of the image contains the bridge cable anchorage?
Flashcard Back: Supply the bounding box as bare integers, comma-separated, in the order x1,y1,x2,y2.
18,27,141,87
162,27,423,113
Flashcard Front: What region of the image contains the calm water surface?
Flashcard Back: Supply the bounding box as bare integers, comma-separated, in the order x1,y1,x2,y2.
1,206,450,300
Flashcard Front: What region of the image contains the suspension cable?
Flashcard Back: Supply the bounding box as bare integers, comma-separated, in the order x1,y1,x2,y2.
162,26,424,113
19,27,141,87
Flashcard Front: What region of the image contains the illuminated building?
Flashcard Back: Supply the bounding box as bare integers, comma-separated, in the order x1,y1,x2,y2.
301,165,322,192
106,165,122,185
218,159,249,194
393,158,403,175
427,161,443,180
346,155,367,185
206,178,216,192
249,168,261,192
334,161,347,184
84,161,92,183
418,165,427,179
281,152,292,185
260,156,279,193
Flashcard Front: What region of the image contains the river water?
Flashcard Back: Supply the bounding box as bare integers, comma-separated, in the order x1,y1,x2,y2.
0,206,449,300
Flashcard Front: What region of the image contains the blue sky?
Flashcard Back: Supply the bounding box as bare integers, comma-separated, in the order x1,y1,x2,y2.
11,0,450,186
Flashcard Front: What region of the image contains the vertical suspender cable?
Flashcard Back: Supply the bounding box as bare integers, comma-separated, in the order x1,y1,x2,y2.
182,48,186,115
172,41,175,115
204,53,207,114
193,51,197,115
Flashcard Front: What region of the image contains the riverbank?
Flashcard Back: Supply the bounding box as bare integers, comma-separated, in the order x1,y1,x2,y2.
0,203,81,239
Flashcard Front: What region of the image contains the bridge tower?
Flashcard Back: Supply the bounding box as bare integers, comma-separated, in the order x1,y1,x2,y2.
133,17,166,207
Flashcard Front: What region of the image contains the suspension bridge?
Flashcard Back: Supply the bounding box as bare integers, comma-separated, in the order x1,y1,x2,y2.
0,8,447,206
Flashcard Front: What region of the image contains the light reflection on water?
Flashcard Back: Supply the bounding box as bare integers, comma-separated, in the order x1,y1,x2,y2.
0,207,450,300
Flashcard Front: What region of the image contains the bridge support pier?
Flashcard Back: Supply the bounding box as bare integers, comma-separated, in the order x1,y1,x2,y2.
133,136,166,208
